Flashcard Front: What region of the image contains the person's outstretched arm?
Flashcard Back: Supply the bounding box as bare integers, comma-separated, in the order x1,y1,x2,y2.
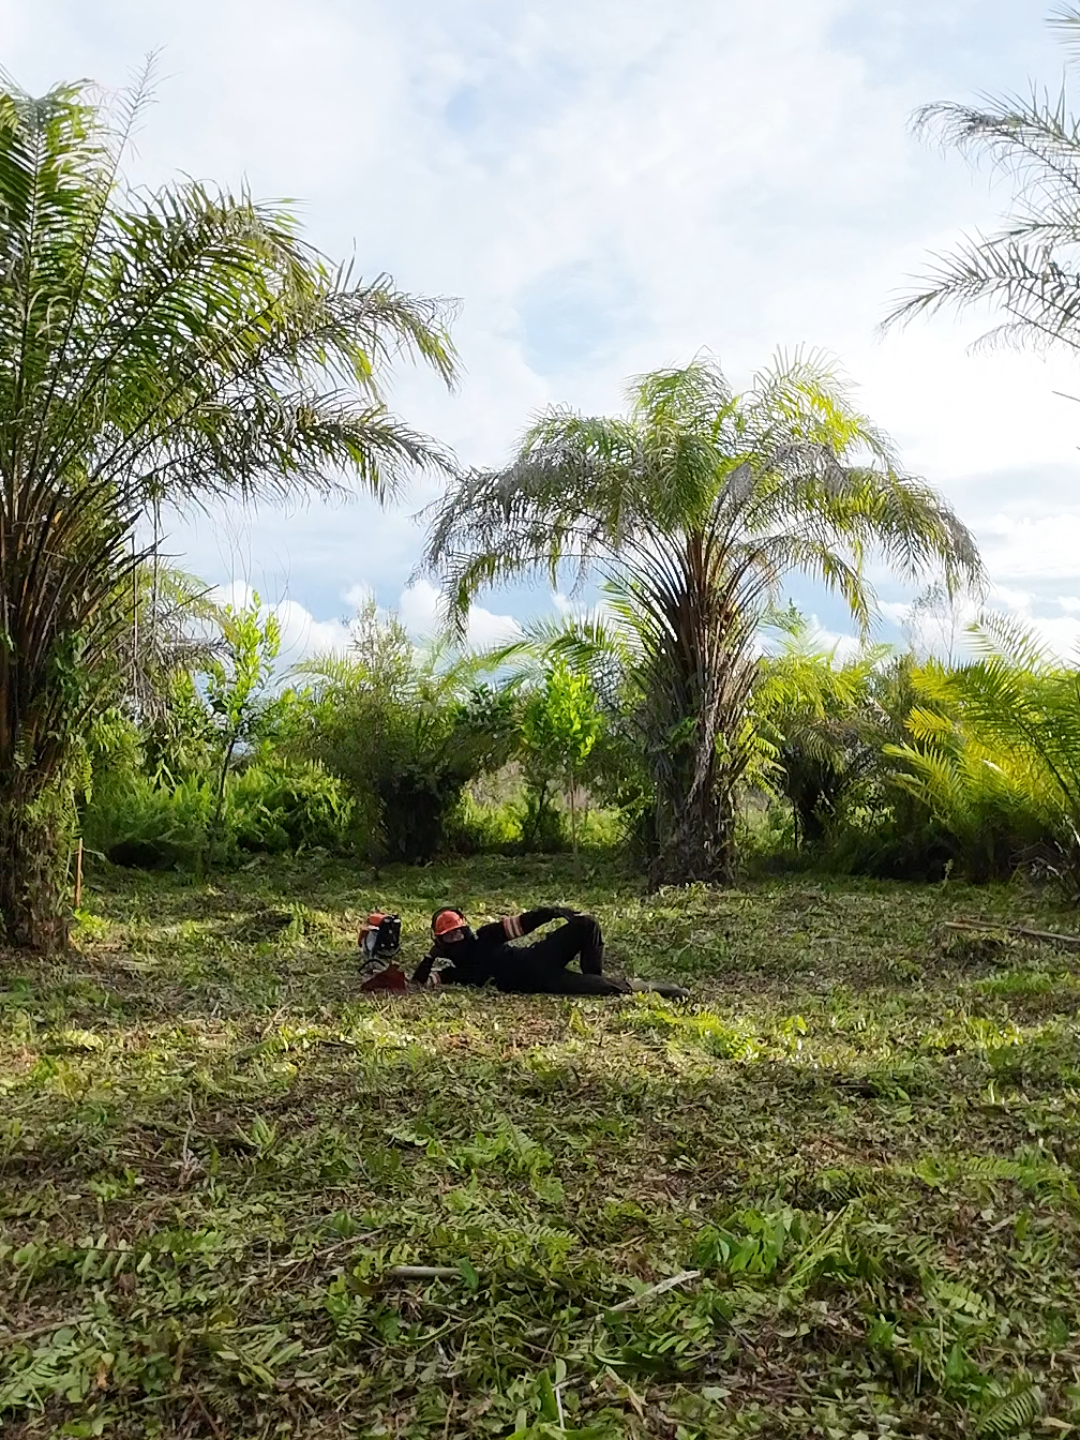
474,906,578,943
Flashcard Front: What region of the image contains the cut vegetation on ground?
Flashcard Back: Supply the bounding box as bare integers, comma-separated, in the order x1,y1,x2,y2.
3,857,1080,1438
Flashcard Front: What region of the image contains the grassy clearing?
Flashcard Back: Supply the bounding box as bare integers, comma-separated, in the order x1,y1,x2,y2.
2,855,1080,1438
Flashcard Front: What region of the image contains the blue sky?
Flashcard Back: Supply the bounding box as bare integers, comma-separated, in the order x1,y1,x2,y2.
4,0,1080,662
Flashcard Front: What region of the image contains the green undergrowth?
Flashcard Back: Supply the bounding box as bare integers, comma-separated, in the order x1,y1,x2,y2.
2,855,1079,1438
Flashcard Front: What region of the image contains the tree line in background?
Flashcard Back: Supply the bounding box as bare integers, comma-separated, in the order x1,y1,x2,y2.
5,5,1080,950
77,573,1080,910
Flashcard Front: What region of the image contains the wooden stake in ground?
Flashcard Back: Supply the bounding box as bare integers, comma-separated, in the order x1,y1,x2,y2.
73,839,83,910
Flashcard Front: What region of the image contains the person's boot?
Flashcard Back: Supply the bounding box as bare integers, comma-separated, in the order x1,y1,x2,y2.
629,979,690,1000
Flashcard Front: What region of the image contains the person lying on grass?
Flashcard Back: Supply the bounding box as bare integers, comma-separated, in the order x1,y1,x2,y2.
411,906,689,999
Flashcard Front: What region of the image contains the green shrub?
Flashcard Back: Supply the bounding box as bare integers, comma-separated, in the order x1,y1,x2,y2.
574,806,625,849
444,796,522,855
736,800,803,875
82,773,215,869
519,789,570,853
82,761,354,870
226,760,355,854
813,807,957,883
445,794,624,856
283,605,518,863
886,618,1078,889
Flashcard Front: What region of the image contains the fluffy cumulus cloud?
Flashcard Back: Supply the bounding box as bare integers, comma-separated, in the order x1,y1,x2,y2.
871,585,1080,665
3,0,1078,636
211,578,519,672
396,580,521,650
209,582,353,667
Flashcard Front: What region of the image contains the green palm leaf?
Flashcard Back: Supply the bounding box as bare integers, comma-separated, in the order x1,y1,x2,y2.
884,7,1080,357
888,615,1080,889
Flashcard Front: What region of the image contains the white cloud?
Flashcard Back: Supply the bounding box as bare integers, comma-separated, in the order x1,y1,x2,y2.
272,602,354,667
977,512,1080,586
880,583,1080,665
205,575,521,675
879,600,912,629
989,584,1033,613
805,619,862,662
212,580,252,610
550,589,611,626
394,579,445,639
343,583,375,611
759,615,863,663
465,606,524,651
396,578,521,650
900,592,983,663
1023,615,1080,662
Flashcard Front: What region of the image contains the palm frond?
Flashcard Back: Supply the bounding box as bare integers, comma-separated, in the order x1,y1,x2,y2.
888,616,1080,885
884,19,1080,356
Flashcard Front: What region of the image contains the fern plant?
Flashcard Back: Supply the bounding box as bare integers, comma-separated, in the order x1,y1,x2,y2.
754,607,893,848
888,616,1080,892
975,1381,1043,1437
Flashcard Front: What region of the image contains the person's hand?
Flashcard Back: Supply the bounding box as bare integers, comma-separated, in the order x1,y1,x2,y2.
427,971,442,987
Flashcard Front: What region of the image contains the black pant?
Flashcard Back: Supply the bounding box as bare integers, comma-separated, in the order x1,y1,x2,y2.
499,916,629,996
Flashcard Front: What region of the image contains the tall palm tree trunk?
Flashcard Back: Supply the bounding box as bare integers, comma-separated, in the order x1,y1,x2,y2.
649,730,737,886
0,544,82,952
0,772,73,953
641,535,744,886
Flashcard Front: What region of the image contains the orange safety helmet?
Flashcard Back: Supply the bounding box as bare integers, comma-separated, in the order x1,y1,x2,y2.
431,907,467,938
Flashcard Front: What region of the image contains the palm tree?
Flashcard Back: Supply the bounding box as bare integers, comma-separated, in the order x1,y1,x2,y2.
0,67,456,951
884,6,1080,352
425,354,981,884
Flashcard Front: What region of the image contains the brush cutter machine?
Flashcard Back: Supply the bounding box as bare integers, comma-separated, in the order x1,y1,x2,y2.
358,911,407,992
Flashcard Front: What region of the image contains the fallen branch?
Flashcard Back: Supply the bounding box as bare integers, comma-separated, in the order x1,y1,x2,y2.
940,919,1080,952
0,1314,95,1344
608,1269,702,1313
194,1393,228,1440
385,1265,465,1280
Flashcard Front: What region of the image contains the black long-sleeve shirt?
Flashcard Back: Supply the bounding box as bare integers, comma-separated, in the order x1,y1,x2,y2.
412,907,573,988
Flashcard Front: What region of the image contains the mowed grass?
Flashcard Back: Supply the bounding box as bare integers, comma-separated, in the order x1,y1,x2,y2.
2,855,1080,1439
